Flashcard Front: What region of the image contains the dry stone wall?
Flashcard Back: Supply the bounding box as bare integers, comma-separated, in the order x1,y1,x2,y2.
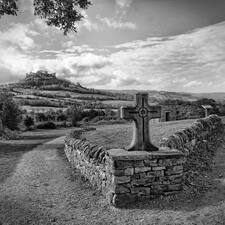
64,137,185,207
160,114,224,188
160,115,223,154
64,115,224,207
106,148,185,207
64,137,110,195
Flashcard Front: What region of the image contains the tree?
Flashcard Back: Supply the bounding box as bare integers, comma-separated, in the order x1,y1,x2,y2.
67,105,83,126
24,116,34,130
0,0,91,35
2,97,21,130
0,89,11,111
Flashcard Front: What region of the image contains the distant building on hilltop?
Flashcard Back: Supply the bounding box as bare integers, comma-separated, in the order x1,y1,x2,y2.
24,70,58,86
20,70,73,88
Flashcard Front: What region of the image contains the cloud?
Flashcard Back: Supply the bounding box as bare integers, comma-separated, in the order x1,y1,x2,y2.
96,15,136,30
115,0,134,8
106,22,225,91
18,0,34,14
76,11,100,31
76,12,136,31
33,18,49,31
1,21,225,92
0,23,38,51
62,43,94,54
0,23,39,77
114,0,134,19
184,81,202,87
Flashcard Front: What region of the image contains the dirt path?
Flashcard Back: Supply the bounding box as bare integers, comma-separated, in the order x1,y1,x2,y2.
0,136,107,225
1,137,225,225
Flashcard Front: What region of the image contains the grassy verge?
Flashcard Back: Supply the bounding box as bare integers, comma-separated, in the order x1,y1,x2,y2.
84,119,195,149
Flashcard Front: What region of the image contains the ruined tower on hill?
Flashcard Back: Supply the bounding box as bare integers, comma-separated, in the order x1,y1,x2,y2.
24,71,58,86
22,70,72,88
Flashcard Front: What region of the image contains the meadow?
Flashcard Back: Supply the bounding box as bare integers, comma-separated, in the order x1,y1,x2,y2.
84,119,196,149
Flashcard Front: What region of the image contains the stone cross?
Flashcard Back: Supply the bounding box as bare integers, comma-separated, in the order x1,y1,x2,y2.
120,92,161,151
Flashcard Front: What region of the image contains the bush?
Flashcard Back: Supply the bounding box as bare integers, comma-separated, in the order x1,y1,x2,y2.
89,116,100,123
24,116,34,130
68,129,83,139
36,122,56,129
1,128,20,140
1,95,21,130
67,105,83,127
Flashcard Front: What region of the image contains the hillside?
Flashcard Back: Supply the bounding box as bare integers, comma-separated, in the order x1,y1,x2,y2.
193,92,225,101
0,71,134,112
1,71,225,113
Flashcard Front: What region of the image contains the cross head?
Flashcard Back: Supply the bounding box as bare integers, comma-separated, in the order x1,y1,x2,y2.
120,92,161,151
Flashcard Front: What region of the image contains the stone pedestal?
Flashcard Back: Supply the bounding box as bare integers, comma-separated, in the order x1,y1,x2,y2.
65,137,185,208
106,147,185,207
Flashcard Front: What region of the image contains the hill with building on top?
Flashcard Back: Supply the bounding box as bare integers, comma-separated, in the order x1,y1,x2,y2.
0,70,225,120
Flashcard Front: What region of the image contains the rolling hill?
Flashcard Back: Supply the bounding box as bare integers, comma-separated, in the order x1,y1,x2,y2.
0,71,225,113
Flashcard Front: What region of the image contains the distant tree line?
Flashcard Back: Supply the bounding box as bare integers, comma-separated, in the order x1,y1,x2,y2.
160,98,225,116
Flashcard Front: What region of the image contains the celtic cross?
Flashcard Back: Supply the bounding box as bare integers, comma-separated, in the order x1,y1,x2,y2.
121,92,161,151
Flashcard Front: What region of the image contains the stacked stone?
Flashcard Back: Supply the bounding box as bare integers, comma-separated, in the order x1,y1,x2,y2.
105,148,185,207
159,114,224,191
65,137,107,164
64,137,185,207
159,115,223,153
64,115,224,207
64,136,112,194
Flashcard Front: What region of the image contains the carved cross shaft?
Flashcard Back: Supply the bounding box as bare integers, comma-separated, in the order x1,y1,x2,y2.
121,92,161,151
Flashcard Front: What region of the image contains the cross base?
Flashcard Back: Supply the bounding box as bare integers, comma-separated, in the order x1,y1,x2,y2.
125,143,158,152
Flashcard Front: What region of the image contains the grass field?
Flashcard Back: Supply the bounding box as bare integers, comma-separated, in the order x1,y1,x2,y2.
84,119,196,149
101,100,133,107
1,121,225,224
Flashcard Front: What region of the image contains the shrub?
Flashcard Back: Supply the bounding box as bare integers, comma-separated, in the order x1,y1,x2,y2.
1,96,21,130
69,129,83,139
24,116,34,130
36,122,56,129
67,105,83,127
81,117,89,123
89,116,100,123
1,128,20,140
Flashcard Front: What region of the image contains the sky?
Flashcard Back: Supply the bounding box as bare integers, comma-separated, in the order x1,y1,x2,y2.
0,0,225,92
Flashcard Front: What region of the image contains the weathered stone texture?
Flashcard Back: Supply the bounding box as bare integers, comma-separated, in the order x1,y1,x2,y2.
64,137,185,207
160,115,223,151
160,114,224,189
64,138,112,196
64,115,224,207
106,148,184,207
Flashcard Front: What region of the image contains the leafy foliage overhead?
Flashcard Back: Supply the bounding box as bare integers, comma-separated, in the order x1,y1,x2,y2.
0,0,18,17
0,0,91,35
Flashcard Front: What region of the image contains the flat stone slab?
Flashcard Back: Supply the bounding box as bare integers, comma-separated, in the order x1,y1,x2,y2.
107,147,184,160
